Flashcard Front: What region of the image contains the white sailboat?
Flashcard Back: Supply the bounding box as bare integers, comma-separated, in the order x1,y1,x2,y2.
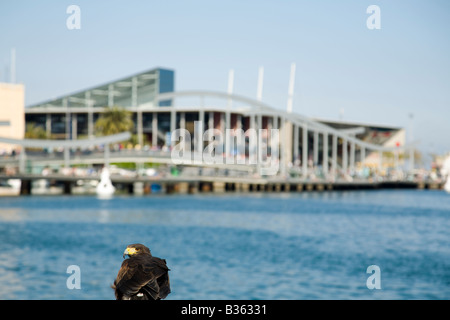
96,167,115,198
444,176,450,194
442,154,450,194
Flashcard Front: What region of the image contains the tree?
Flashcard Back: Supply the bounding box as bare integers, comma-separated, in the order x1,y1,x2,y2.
25,123,48,139
95,106,134,136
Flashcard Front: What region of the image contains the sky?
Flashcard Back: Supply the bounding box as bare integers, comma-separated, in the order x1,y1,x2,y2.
1,0,449,156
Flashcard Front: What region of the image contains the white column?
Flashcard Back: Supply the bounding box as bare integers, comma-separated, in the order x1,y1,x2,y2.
208,111,214,140
293,124,299,163
180,112,186,130
272,116,278,130
257,113,262,131
350,141,355,173
198,110,205,154
250,114,256,132
132,77,143,147
280,117,286,175
225,111,231,156
249,114,256,164
236,114,242,130
283,119,293,173
323,132,329,174
313,131,319,165
332,135,337,176
342,139,348,173
302,124,308,177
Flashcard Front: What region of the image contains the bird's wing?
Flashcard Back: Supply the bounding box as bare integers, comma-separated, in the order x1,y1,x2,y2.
141,257,171,299
114,257,151,298
113,255,170,299
142,257,170,277
153,258,171,299
156,269,171,299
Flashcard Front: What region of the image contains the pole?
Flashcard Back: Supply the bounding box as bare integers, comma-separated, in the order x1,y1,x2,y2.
286,63,296,114
10,48,16,84
227,69,234,110
332,135,337,178
302,124,308,178
257,66,264,101
409,113,414,172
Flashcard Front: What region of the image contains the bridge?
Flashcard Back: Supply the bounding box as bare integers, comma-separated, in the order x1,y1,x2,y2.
23,90,416,171
1,89,430,195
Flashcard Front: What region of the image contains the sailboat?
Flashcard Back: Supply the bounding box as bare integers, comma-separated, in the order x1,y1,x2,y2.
445,176,450,194
442,155,450,194
96,167,115,198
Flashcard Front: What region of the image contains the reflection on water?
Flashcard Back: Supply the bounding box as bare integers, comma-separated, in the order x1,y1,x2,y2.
0,190,449,299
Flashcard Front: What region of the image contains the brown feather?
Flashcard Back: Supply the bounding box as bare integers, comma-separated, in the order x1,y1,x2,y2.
112,244,171,300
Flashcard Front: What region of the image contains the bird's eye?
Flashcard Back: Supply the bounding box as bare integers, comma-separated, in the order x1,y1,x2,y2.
136,248,140,251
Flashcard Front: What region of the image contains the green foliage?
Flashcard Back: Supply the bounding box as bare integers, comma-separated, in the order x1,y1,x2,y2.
95,106,134,136
25,123,48,139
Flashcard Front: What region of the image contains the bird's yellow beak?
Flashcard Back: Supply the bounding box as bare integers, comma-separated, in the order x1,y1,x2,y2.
123,247,137,259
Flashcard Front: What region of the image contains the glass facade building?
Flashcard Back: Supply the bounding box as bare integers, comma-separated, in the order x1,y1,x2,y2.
25,67,175,142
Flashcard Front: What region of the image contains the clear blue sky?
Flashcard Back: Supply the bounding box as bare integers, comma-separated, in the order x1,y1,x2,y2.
1,0,449,155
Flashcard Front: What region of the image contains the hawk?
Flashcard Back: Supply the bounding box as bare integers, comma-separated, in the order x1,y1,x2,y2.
112,243,171,300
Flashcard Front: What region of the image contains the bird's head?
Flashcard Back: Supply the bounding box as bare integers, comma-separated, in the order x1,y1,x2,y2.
123,243,151,259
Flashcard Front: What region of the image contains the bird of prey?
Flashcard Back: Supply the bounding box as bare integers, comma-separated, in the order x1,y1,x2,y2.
112,243,171,300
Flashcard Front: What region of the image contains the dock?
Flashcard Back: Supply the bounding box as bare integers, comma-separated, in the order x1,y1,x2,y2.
0,173,444,196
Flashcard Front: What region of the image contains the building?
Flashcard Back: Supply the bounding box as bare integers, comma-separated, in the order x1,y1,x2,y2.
24,66,409,176
26,67,174,144
315,118,405,168
0,83,25,154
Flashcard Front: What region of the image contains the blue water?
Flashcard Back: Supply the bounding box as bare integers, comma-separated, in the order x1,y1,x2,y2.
0,190,449,300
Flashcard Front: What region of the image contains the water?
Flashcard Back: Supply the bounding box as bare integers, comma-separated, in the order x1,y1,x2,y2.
0,190,449,300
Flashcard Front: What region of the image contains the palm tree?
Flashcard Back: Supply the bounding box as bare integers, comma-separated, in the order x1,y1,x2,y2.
95,106,134,136
25,123,48,139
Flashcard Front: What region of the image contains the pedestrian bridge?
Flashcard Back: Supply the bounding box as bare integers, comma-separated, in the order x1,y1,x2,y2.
3,90,415,179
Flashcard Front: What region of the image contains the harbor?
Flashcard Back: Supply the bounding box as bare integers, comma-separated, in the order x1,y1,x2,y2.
1,1,450,302
0,172,446,197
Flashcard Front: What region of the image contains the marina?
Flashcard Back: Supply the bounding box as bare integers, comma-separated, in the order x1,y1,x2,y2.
0,172,445,196
1,1,449,302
